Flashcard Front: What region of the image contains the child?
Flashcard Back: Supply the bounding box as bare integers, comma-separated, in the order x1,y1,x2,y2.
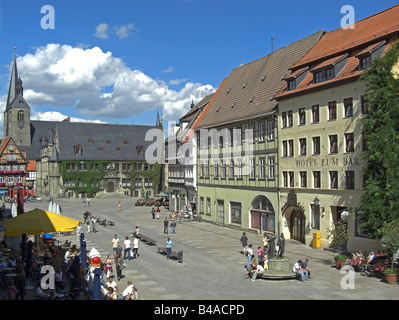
262,251,268,270
257,246,263,266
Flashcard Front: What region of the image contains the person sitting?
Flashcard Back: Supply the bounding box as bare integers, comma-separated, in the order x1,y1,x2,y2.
244,257,258,279
352,249,364,264
367,251,376,265
293,260,308,282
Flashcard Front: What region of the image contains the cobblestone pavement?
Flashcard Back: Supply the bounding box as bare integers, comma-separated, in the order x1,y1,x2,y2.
1,196,398,300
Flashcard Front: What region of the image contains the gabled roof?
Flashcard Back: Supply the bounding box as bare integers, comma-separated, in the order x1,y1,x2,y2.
291,4,399,70
194,30,324,129
275,5,399,100
19,121,159,162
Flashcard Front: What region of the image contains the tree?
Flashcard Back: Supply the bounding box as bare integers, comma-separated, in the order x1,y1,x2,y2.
358,41,399,238
379,220,399,270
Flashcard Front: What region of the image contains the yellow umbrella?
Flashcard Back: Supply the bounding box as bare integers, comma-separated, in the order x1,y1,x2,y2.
2,208,84,236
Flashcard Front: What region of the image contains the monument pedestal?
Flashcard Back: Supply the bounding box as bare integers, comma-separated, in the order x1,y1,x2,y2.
258,257,299,280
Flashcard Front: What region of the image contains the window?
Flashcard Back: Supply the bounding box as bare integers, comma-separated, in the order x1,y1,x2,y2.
328,101,337,120
8,176,14,185
288,79,296,91
206,198,211,215
236,158,243,179
289,171,294,188
345,133,354,152
258,122,265,142
136,145,145,157
360,55,371,70
311,204,320,230
247,124,254,143
228,159,234,179
314,71,323,83
313,137,320,155
330,171,338,189
299,138,307,156
282,172,288,187
249,158,255,179
268,157,275,180
74,144,82,155
214,160,219,178
312,105,319,123
221,160,226,179
282,112,287,128
314,67,334,83
344,98,353,117
299,108,306,125
200,197,204,214
288,140,294,157
346,171,355,190
259,157,265,179
205,160,209,178
288,111,293,127
230,201,242,225
300,171,307,188
267,120,275,140
17,110,24,122
282,141,288,157
329,135,338,154
313,171,321,188
361,95,369,114
199,161,204,178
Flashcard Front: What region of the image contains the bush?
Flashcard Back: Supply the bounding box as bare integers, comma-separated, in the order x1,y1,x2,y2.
334,255,347,261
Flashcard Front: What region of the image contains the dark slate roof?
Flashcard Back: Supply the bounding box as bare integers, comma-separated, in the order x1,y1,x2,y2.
19,120,160,161
195,30,324,129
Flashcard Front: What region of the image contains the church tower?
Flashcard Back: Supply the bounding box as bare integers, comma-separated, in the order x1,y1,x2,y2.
4,51,31,146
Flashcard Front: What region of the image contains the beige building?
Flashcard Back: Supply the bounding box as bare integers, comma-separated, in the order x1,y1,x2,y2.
275,4,399,252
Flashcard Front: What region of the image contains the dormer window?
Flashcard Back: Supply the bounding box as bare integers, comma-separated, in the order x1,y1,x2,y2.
314,67,334,83
136,145,144,157
74,144,82,155
288,79,296,91
360,55,372,70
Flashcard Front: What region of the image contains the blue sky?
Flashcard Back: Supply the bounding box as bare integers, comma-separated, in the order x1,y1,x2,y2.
0,0,397,132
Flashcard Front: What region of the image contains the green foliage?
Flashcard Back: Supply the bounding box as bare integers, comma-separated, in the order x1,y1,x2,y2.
126,161,161,193
358,41,399,238
327,219,352,247
334,255,348,261
384,268,398,275
60,160,110,198
379,220,399,269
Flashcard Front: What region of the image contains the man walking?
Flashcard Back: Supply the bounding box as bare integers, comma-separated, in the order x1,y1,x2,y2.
163,218,169,234
111,234,120,258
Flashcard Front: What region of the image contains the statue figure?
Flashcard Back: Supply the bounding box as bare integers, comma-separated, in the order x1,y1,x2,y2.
268,235,276,258
277,233,285,258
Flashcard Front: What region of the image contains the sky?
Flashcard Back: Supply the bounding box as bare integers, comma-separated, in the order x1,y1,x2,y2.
0,0,397,135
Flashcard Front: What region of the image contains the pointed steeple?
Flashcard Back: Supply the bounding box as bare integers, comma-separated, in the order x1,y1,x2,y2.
6,47,24,110
156,108,161,126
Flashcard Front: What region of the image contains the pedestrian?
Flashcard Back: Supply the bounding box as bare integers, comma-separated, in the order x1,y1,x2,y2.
163,218,169,234
257,246,263,266
76,223,82,242
240,232,248,254
122,280,134,300
105,276,119,295
111,234,120,257
91,216,97,233
166,237,172,260
114,242,123,260
246,244,254,270
15,269,26,300
87,198,91,207
132,236,139,259
156,206,160,219
104,255,113,278
115,254,123,281
6,280,17,300
132,286,139,300
171,219,176,234
301,259,311,279
262,232,268,252
123,236,132,260
151,206,155,219
118,201,121,212
135,226,140,237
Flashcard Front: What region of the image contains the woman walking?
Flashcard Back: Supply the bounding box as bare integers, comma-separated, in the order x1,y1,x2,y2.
166,237,172,260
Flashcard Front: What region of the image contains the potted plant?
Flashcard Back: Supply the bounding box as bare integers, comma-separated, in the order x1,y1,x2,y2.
334,255,348,269
383,268,398,284
379,220,399,284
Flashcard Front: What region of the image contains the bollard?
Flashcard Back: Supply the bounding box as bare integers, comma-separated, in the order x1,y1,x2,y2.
178,250,183,263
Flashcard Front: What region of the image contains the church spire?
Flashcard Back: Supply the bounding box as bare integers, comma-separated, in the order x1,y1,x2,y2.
156,108,161,126
6,46,24,110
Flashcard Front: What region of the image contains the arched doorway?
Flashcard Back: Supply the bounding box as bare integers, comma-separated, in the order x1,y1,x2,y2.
250,195,275,233
290,209,306,243
107,181,114,193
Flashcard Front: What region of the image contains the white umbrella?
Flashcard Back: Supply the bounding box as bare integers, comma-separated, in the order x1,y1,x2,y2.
11,203,17,218
88,247,101,258
56,204,60,215
48,200,53,212
52,202,57,214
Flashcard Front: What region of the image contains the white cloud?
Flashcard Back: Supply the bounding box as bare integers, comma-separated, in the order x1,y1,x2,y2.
94,23,109,39
31,111,106,123
161,66,174,73
114,24,135,39
15,44,215,123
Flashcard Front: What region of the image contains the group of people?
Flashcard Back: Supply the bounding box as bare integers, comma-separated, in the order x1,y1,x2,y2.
163,217,177,235
241,232,270,282
351,249,376,265
82,211,98,235
292,259,312,282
